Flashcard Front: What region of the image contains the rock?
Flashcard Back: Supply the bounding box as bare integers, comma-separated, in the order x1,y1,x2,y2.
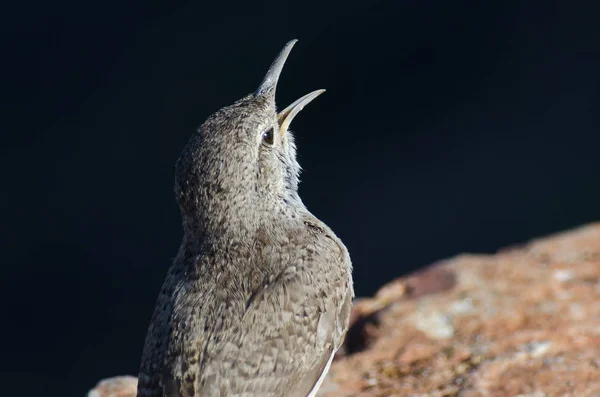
320,223,600,396
86,376,137,397
89,223,600,396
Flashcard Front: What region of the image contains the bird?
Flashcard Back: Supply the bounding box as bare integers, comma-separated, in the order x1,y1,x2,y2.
136,39,354,397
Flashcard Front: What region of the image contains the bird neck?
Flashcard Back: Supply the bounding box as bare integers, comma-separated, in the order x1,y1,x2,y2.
176,193,305,261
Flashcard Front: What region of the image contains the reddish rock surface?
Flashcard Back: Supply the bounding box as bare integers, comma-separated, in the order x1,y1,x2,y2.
89,223,600,397
321,223,600,396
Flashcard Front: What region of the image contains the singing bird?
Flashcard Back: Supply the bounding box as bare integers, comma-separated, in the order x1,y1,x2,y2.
137,40,354,397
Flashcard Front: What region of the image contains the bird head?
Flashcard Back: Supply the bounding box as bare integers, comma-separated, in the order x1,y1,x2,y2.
174,40,325,238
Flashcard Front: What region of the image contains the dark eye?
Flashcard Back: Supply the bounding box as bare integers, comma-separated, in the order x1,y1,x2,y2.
262,128,274,145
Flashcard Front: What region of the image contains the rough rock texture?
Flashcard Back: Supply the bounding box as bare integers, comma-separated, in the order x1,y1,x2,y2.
89,223,600,397
321,223,600,397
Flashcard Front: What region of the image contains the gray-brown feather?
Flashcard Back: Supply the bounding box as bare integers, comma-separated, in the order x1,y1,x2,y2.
138,217,352,397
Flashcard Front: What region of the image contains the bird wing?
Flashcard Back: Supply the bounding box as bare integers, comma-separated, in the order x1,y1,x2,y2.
195,255,352,397
294,289,352,397
137,266,180,397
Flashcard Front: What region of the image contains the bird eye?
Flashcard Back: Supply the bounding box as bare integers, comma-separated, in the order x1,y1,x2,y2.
262,128,274,145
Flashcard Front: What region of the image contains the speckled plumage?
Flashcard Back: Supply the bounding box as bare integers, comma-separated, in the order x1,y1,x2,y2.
137,40,354,397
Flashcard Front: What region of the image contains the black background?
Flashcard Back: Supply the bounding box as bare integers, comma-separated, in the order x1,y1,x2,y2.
2,1,599,396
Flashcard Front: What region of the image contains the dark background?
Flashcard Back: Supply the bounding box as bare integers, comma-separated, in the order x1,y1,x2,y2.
2,1,599,396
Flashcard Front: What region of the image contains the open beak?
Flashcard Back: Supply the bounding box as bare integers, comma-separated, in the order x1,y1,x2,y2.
255,39,298,96
255,40,326,136
278,89,325,136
